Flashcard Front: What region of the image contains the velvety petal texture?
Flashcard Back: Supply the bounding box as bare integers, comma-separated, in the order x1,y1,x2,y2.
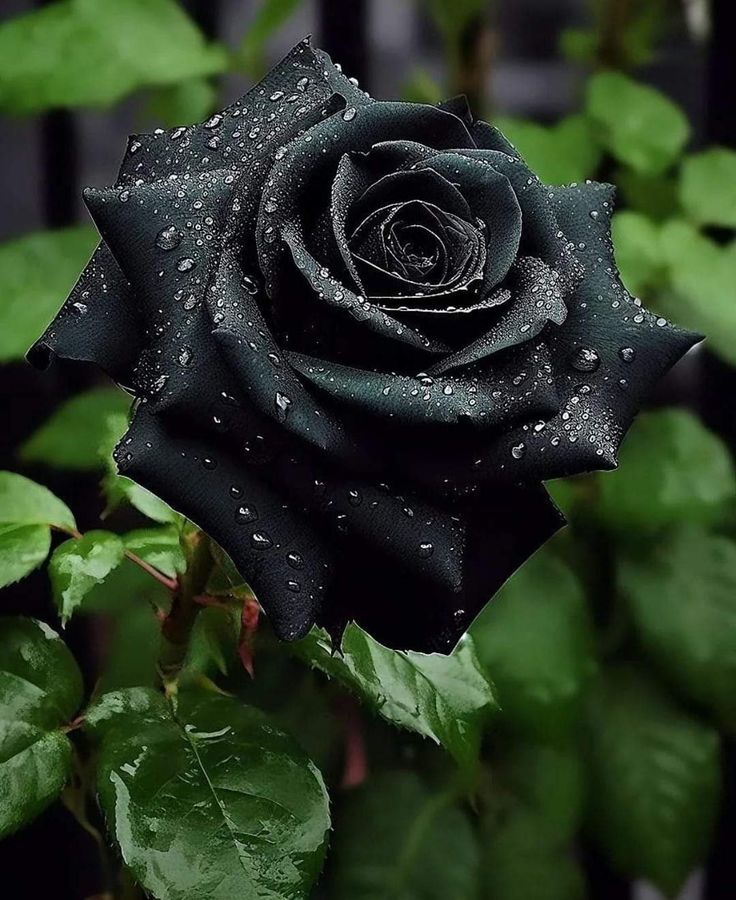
29,38,699,653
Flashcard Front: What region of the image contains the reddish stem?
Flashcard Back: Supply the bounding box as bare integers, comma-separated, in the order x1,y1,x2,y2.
238,598,260,678
336,695,368,789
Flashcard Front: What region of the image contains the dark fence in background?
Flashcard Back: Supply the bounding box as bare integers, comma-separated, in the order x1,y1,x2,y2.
1,0,734,897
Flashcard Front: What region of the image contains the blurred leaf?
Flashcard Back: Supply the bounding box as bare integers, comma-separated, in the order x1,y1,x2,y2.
0,470,75,531
97,604,160,693
86,687,330,900
585,666,720,896
20,387,132,470
0,0,227,114
470,548,596,742
558,26,597,64
294,625,496,772
656,219,736,366
598,409,735,533
481,807,586,900
498,742,585,843
237,0,303,77
49,531,125,625
144,76,217,129
679,147,736,229
0,227,97,363
0,524,51,589
611,210,665,296
401,67,445,105
185,605,239,678
330,771,479,899
495,115,602,185
586,72,689,175
421,0,488,52
100,413,180,524
621,527,736,730
615,167,680,221
123,526,185,579
0,617,83,838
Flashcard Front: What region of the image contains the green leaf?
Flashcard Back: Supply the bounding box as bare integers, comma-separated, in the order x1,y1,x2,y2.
621,527,736,730
123,526,185,579
615,167,680,221
558,26,597,65
597,408,736,533
97,604,161,693
470,548,596,741
400,67,444,106
611,211,665,297
585,666,720,895
0,524,51,589
0,617,83,838
481,807,586,900
49,531,125,624
100,413,180,524
293,624,496,772
495,115,602,186
0,227,97,363
497,742,585,843
0,0,227,114
586,72,689,175
237,0,303,76
0,471,75,531
20,387,132,470
330,771,479,900
144,77,217,129
679,147,736,228
86,687,330,900
656,219,736,366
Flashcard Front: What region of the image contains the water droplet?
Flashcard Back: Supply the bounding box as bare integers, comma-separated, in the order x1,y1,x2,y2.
511,442,526,459
156,226,182,251
204,113,223,129
275,391,291,421
287,552,304,569
235,505,258,523
269,90,284,101
72,301,88,315
418,542,434,559
119,189,130,203
230,486,243,499
251,531,273,550
570,346,600,373
178,346,193,366
296,76,309,92
589,210,599,220
264,198,278,214
348,489,362,507
656,316,667,327
619,346,636,363
343,106,357,121
443,385,453,395
177,257,196,273
202,457,217,470
286,580,301,593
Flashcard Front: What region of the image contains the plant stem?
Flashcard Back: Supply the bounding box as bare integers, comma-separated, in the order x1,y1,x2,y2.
158,531,213,690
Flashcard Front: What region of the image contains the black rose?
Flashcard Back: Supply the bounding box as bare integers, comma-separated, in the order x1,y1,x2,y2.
30,40,697,652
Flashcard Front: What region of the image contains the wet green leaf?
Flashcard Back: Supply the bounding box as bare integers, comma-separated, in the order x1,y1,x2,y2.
20,387,132,470
470,548,596,741
679,147,736,228
585,666,720,896
621,527,736,730
294,624,496,772
0,0,227,114
0,617,83,838
0,470,75,531
0,226,97,363
495,115,602,185
123,526,185,579
598,409,735,533
0,524,51,589
330,771,479,899
87,687,330,900
586,72,689,175
49,531,125,624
